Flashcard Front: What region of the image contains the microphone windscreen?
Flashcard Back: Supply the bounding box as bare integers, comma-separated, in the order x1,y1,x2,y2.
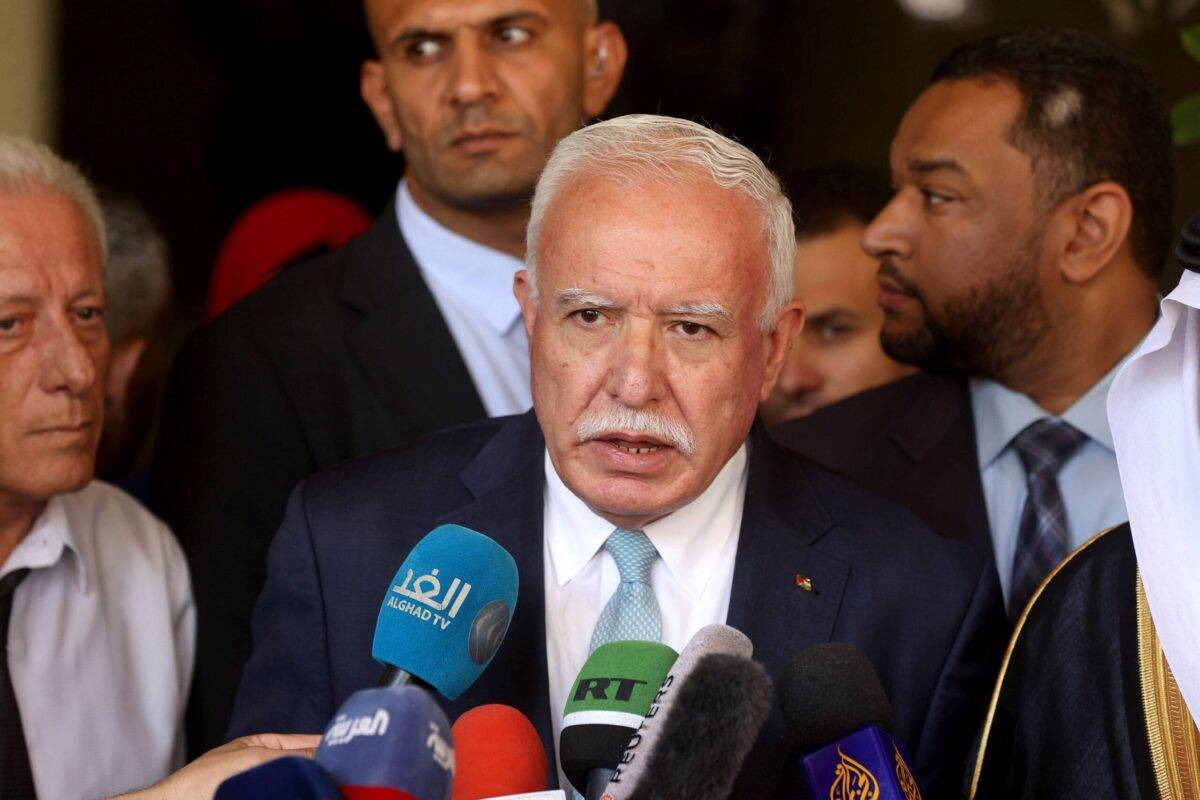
1178,212,1200,272
620,653,772,800
559,640,678,792
777,642,894,755
373,524,519,699
214,755,344,799
603,624,752,794
451,704,548,800
317,686,455,800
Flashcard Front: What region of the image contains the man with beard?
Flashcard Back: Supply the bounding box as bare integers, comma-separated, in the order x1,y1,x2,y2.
229,115,1006,799
970,216,1200,798
773,29,1171,621
152,0,628,753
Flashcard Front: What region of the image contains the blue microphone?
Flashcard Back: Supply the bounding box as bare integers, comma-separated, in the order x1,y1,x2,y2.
373,524,519,699
213,756,344,799
779,643,925,800
316,686,455,800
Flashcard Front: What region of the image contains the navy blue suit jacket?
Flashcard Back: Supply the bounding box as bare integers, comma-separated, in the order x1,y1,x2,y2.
230,412,1006,798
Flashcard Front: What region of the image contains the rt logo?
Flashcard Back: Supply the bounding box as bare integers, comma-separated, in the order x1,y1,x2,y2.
573,677,648,703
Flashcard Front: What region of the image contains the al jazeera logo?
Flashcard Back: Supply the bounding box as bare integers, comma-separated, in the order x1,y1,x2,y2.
893,741,923,800
829,748,880,800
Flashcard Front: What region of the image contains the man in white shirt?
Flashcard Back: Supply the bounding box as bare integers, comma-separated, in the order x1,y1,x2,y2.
152,0,630,752
0,134,194,799
232,114,1008,799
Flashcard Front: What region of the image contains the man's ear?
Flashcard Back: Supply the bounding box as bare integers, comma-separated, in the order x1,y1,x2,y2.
582,22,628,119
760,301,806,402
1055,180,1134,285
514,269,537,340
360,60,403,152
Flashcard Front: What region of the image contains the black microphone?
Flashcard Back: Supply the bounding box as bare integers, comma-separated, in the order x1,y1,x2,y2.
1177,212,1200,273
778,643,924,800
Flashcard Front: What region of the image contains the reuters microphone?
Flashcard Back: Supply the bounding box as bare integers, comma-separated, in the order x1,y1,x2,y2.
316,686,455,800
779,643,924,800
214,756,344,799
374,524,519,698
451,704,548,799
559,641,678,800
600,624,769,800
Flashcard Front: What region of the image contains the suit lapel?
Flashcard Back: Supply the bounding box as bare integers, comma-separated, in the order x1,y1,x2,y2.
886,375,992,555
430,413,554,777
339,203,486,437
727,427,848,798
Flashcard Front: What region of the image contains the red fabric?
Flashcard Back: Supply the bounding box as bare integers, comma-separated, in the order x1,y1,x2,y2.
451,704,548,799
205,188,373,319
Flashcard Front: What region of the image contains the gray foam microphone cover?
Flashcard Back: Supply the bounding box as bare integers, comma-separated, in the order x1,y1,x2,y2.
600,624,754,798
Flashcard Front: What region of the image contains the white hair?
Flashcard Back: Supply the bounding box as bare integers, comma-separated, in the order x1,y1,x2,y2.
525,114,796,331
101,197,171,344
0,134,106,259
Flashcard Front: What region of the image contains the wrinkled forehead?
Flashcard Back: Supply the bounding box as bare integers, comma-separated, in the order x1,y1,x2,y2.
0,192,104,301
364,0,578,46
538,170,768,296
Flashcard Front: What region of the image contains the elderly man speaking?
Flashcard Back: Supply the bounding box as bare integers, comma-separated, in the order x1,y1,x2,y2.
231,115,1006,798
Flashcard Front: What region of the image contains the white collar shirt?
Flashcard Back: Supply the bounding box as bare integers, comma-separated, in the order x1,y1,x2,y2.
542,444,748,789
2,481,194,799
395,180,531,418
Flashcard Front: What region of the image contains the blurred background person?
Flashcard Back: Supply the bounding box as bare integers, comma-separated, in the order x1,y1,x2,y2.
151,0,629,755
774,30,1172,622
0,134,192,799
95,195,172,502
760,165,916,424
203,188,372,320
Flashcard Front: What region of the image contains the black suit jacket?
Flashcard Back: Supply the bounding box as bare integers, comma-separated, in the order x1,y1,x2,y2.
771,372,993,555
152,207,489,754
229,412,1007,799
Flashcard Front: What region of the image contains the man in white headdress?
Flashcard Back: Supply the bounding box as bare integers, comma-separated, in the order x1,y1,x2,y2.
970,214,1200,799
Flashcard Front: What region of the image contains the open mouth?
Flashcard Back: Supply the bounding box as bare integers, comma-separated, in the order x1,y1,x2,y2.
599,435,671,456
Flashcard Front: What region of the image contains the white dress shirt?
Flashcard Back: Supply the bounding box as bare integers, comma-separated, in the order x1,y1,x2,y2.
395,180,532,418
970,351,1135,604
2,481,194,800
542,445,748,788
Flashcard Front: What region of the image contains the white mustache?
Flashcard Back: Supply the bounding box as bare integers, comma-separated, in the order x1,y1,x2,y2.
574,406,696,456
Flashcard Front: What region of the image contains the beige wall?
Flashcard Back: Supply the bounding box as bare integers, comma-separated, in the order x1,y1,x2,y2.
0,0,58,142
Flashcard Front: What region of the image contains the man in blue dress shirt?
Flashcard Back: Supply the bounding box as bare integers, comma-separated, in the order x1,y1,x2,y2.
774,29,1172,619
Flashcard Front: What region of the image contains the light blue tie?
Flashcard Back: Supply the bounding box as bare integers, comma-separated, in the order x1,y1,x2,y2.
588,528,662,653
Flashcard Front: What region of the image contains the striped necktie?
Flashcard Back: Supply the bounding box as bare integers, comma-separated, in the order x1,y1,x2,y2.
1008,418,1088,618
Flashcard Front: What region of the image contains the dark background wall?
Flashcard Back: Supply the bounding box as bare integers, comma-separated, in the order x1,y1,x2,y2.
58,0,1200,314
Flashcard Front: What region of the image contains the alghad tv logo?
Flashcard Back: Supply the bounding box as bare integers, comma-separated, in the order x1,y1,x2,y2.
388,566,472,630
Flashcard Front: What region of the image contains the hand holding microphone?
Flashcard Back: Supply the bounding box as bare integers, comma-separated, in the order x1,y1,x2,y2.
109,733,324,800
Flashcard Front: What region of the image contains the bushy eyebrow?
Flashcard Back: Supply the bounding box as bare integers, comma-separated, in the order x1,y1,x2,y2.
392,10,548,44
658,301,733,323
554,287,621,309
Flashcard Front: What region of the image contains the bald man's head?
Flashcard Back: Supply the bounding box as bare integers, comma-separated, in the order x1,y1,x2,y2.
358,0,627,215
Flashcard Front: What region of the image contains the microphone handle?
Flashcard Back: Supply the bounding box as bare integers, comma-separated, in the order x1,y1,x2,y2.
584,768,615,800
377,666,415,688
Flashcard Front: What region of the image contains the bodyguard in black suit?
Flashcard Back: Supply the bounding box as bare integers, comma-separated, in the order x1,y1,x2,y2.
775,31,1173,619
231,114,1006,798
152,0,629,752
